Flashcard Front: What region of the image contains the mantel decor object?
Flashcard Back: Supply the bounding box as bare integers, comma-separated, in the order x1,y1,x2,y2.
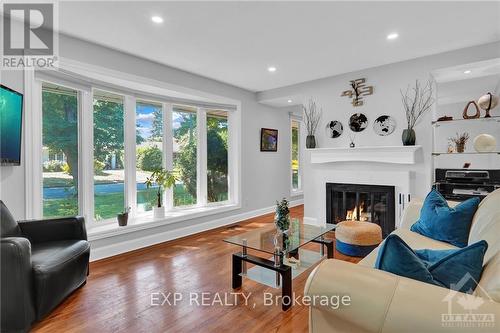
341,78,374,107
478,93,499,118
400,78,434,146
274,198,290,233
462,101,481,119
303,98,322,148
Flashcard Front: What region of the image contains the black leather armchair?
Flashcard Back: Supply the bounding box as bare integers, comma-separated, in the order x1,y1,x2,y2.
1,201,90,333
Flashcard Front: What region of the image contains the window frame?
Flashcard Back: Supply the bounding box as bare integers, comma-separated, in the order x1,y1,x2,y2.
290,115,303,196
26,61,241,230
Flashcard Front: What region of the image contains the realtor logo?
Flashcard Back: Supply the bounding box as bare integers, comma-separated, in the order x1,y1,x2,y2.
441,273,495,328
1,1,58,69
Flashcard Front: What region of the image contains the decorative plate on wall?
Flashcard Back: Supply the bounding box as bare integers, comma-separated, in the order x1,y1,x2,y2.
328,120,343,138
373,115,396,136
349,113,368,132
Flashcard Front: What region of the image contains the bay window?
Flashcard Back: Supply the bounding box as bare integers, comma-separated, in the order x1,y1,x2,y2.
172,106,197,207
93,91,125,220
136,100,163,212
42,83,80,218
33,68,238,227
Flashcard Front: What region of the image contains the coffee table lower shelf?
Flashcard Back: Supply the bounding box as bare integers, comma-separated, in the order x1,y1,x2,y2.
232,238,333,311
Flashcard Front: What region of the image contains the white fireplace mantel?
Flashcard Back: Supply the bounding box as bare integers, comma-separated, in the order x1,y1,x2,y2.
307,146,422,165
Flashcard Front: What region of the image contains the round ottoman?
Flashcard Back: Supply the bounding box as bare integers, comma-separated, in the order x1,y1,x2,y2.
335,221,382,257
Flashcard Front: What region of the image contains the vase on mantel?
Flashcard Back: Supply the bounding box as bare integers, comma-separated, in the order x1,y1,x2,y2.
402,128,416,146
306,135,316,149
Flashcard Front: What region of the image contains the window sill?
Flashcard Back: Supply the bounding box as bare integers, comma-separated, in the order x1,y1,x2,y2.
290,190,303,197
87,203,241,241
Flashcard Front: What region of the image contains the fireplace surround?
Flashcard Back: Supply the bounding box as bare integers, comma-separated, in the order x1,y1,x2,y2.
326,183,395,237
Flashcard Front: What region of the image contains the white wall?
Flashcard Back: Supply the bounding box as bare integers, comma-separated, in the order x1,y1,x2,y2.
1,34,302,259
257,42,500,223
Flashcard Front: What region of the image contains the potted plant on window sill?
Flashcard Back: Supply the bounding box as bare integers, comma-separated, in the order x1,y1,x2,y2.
145,168,177,219
117,206,131,226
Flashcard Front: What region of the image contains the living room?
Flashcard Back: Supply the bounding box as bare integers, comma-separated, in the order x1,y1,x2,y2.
1,1,499,332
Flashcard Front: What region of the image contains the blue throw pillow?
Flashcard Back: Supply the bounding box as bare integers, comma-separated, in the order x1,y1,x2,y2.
410,190,480,247
374,234,487,293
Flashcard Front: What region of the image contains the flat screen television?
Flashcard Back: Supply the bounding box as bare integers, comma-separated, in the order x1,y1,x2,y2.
0,84,23,166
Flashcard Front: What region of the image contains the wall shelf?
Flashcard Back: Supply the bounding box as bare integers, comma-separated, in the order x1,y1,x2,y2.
432,152,500,156
307,146,422,165
432,116,500,126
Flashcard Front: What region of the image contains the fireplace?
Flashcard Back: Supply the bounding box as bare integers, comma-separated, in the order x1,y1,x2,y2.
326,183,395,237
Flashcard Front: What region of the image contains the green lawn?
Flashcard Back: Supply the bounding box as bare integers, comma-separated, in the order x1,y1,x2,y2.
43,184,200,219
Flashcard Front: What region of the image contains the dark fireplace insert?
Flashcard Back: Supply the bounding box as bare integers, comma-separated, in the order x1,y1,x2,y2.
326,183,395,237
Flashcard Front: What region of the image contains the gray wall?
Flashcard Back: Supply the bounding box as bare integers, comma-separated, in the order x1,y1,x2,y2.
1,34,302,224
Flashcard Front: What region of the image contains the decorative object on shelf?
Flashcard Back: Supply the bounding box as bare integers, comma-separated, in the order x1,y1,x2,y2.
145,168,177,218
341,78,374,107
349,134,356,148
437,115,453,122
473,134,497,152
373,115,396,136
274,198,290,233
447,143,455,153
400,78,434,146
302,98,322,148
117,206,130,227
328,120,343,138
462,100,481,119
449,132,470,153
260,128,278,151
349,113,368,132
478,92,499,118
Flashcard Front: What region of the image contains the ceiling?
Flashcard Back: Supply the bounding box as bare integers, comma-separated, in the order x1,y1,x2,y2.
58,1,500,92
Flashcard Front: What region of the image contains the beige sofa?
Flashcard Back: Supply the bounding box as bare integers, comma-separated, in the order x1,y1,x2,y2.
304,189,500,333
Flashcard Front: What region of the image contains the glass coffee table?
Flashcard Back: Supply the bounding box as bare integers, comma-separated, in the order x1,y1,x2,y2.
224,218,336,310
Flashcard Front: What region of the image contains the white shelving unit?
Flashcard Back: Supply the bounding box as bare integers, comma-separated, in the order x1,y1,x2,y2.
431,59,500,180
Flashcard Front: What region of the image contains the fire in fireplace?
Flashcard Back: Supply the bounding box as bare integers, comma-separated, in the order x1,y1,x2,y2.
326,183,395,237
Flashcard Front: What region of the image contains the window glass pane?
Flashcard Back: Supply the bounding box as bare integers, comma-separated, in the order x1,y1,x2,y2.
42,83,79,217
136,101,163,212
291,120,300,190
93,90,125,220
172,106,197,206
207,110,228,203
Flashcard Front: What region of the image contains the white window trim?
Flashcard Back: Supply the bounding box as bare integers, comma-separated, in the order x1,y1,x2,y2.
25,59,242,232
290,113,303,197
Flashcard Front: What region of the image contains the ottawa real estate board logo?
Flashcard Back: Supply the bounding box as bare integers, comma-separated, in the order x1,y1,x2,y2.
1,1,58,69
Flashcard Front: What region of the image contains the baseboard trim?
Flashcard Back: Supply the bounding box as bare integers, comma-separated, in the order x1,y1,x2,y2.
90,199,303,261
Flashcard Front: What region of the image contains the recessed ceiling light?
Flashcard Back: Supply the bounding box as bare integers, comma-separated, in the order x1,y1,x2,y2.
386,33,399,40
151,16,164,24
287,99,292,103
464,70,472,74
267,66,277,73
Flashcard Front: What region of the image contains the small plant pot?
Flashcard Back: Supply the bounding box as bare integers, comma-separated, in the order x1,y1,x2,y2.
456,143,465,153
117,213,129,227
153,206,165,219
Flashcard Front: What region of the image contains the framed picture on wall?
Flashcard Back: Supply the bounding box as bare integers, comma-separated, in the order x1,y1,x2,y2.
260,128,278,152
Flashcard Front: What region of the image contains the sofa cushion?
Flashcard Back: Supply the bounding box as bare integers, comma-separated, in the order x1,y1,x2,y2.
359,228,457,267
0,200,21,237
375,235,488,293
410,190,479,247
31,240,90,319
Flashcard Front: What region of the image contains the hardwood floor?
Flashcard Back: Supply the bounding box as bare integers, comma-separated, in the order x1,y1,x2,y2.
32,205,360,333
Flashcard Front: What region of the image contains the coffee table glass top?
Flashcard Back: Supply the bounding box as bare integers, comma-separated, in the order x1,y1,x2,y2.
224,218,336,255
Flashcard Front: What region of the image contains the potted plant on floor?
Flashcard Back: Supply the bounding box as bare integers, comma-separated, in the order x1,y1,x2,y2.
400,78,435,145
302,98,322,148
145,168,176,218
117,206,131,226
